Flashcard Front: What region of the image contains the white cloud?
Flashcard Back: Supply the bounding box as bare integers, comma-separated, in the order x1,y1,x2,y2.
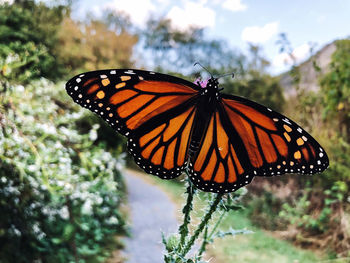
0,0,14,4
222,0,247,12
166,1,216,30
100,0,157,26
273,43,311,69
241,22,279,44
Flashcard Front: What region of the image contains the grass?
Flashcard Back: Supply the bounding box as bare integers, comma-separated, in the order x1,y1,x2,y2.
210,211,321,263
128,168,326,263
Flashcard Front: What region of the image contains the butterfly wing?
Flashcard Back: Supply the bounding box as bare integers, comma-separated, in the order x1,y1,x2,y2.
189,93,329,193
128,101,197,178
66,69,200,178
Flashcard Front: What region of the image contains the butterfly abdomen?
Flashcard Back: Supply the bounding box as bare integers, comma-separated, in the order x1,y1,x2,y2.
188,96,216,157
188,140,201,157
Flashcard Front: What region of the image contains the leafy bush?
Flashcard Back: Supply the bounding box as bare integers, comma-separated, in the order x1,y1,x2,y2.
0,80,127,263
0,1,69,83
320,39,350,141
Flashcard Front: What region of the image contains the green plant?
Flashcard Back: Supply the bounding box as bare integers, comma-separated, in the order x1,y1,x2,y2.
0,79,127,262
320,39,350,141
0,1,69,83
162,173,251,263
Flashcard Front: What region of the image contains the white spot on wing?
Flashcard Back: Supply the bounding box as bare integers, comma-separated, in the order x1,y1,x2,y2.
283,118,291,125
125,70,135,74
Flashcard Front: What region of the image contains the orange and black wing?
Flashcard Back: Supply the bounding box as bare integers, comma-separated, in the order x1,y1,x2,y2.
128,102,197,178
188,94,329,193
66,69,200,178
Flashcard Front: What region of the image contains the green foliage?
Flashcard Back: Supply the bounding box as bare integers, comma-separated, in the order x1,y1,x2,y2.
0,80,127,262
0,1,138,84
245,191,287,230
57,14,138,75
150,175,322,262
213,44,285,112
162,178,250,263
320,39,350,141
0,1,69,83
222,75,285,112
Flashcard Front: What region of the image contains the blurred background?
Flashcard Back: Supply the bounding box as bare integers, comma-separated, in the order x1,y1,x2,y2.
0,0,349,262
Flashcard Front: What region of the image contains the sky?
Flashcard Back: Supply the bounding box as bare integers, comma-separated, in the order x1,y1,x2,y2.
72,0,350,74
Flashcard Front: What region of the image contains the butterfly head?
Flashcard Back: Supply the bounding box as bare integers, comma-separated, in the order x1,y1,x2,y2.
204,77,221,98
206,77,219,90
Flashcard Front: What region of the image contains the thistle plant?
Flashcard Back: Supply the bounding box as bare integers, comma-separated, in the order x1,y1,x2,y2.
162,170,252,263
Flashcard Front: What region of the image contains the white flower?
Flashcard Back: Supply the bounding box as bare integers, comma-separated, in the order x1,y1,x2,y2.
32,223,41,234
94,196,103,205
56,180,65,187
12,226,21,237
60,206,70,220
81,199,93,215
89,129,98,141
27,165,37,172
107,216,119,225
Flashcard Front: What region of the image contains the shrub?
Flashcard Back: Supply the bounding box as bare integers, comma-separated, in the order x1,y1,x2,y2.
0,80,127,263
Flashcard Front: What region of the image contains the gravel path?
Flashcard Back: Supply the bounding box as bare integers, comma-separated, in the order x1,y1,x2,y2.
122,169,178,263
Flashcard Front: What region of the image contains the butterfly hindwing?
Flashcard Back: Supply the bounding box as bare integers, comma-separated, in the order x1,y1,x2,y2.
128,103,197,179
188,109,254,193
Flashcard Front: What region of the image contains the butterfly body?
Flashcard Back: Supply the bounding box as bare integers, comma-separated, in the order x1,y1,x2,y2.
66,69,329,193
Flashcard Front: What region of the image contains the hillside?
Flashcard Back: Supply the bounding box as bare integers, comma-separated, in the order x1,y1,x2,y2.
279,41,337,97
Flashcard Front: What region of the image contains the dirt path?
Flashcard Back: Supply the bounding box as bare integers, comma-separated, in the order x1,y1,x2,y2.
121,169,178,263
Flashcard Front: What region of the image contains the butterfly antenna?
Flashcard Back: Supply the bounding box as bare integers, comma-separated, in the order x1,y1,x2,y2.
215,72,235,80
194,62,213,78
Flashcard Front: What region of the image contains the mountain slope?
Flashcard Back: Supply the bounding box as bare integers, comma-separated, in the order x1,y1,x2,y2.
279,41,337,97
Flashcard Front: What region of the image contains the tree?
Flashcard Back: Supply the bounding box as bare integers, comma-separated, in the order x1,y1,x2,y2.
143,18,246,77
221,75,284,112
57,14,138,74
220,44,285,112
0,0,69,83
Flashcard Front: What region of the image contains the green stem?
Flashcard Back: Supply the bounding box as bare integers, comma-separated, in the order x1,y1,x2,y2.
198,209,226,259
197,226,208,259
207,209,226,241
181,193,223,257
177,175,195,252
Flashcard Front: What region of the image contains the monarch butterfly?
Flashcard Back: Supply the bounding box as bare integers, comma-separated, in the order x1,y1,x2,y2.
66,69,329,193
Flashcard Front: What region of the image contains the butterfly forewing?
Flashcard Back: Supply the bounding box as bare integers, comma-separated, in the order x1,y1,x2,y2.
66,69,200,178
66,69,200,136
